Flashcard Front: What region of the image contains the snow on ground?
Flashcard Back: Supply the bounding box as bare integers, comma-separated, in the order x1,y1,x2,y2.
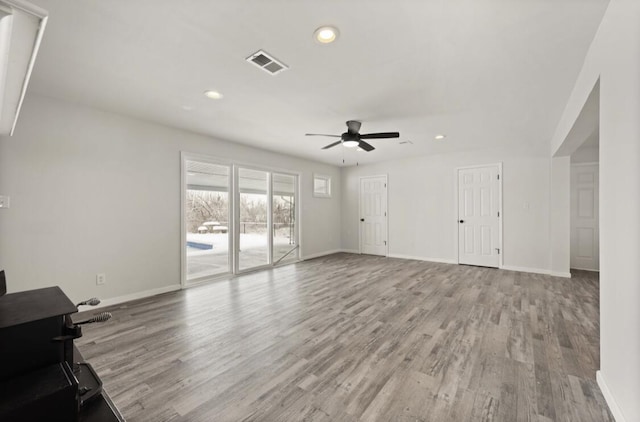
186,233,293,256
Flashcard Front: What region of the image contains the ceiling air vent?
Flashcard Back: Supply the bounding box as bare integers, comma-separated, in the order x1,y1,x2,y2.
246,50,289,75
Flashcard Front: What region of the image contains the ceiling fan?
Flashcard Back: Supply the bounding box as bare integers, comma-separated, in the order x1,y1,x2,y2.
306,120,400,152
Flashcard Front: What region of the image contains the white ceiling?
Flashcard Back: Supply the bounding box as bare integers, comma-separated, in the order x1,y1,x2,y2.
27,0,609,166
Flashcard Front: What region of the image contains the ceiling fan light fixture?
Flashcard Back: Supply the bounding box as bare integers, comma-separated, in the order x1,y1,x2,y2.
434,134,447,140
343,140,359,148
314,26,339,44
204,90,223,100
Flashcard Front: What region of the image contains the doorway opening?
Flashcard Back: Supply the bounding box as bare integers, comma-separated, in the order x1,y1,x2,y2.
569,125,600,272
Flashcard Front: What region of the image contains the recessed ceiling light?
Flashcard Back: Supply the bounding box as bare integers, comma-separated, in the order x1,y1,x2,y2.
204,90,223,100
343,140,359,148
314,26,339,44
434,134,447,140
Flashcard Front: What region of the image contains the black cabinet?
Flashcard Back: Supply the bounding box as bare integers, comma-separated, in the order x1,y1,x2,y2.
0,287,125,421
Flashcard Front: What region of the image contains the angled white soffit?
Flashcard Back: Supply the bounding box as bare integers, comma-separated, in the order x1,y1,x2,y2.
0,0,47,136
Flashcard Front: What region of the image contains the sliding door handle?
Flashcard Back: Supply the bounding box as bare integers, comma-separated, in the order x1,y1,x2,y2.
459,220,464,223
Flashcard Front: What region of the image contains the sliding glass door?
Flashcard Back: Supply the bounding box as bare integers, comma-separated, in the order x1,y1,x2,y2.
236,167,300,272
183,155,299,283
184,160,231,283
273,173,298,264
237,168,270,271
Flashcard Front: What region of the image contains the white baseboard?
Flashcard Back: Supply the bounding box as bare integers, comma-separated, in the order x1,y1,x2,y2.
597,371,626,422
550,271,572,278
302,249,350,260
93,284,181,309
387,253,457,265
501,265,551,276
341,249,360,254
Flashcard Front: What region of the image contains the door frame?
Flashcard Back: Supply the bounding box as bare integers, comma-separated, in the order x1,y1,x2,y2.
233,163,302,275
569,162,600,271
181,152,302,287
180,152,234,288
358,174,389,257
454,163,503,268
234,164,272,274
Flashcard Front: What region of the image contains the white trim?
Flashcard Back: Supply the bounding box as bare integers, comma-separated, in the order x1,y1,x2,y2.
91,284,181,310
0,0,48,135
455,162,503,269
0,0,47,17
358,174,389,257
571,162,599,167
302,249,356,260
302,249,343,260
501,265,551,275
180,152,233,288
180,153,186,288
340,249,360,254
388,253,457,265
550,271,572,278
597,371,626,422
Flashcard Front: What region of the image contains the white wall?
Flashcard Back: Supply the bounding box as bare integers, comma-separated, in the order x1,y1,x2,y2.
571,146,599,163
551,1,640,420
341,151,551,272
0,94,342,303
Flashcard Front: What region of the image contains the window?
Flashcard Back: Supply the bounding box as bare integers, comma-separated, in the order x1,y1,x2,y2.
313,174,332,198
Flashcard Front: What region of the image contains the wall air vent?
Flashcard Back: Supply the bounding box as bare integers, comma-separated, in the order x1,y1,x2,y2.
246,50,289,75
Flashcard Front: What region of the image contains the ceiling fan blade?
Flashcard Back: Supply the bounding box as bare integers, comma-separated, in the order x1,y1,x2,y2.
358,140,375,151
359,132,400,139
346,120,361,134
305,133,341,137
322,140,343,150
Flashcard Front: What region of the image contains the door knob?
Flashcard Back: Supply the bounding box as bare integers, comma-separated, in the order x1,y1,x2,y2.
459,220,464,223
360,218,365,222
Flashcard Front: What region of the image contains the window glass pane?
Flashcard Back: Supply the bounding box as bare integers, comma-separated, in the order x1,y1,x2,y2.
185,161,230,280
314,178,327,193
239,168,269,270
273,173,297,263
314,175,331,196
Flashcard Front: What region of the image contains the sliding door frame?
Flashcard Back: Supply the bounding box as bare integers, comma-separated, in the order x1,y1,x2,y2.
180,152,234,288
234,164,272,274
234,164,301,274
181,151,302,287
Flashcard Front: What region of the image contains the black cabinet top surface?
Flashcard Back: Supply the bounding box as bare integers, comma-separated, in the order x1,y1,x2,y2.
0,286,77,329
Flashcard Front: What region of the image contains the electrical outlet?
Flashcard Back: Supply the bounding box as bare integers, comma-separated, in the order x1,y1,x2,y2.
96,273,106,285
0,196,9,209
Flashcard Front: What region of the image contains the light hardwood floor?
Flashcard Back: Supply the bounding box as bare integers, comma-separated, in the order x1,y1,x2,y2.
77,254,613,422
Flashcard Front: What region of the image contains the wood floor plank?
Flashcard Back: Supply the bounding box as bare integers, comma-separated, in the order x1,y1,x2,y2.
76,255,614,421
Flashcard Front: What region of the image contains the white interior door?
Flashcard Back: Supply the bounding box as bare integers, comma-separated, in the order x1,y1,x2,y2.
457,165,501,268
570,164,599,271
360,175,387,256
